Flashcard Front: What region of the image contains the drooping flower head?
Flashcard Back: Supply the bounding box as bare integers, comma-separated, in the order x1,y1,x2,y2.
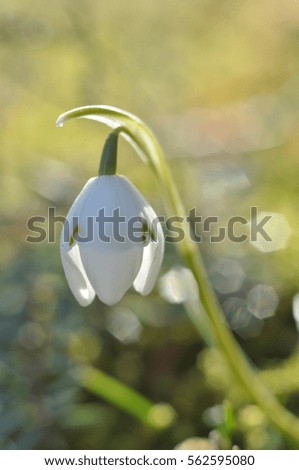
60,131,164,306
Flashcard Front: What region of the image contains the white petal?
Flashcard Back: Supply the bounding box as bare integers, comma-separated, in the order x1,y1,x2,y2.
60,244,96,306
61,178,98,244
133,203,164,295
79,244,143,305
60,178,98,306
78,176,144,305
100,176,165,296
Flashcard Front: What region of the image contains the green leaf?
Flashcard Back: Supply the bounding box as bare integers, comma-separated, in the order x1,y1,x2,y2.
72,366,176,430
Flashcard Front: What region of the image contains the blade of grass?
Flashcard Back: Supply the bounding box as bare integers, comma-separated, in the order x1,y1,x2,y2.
72,365,176,430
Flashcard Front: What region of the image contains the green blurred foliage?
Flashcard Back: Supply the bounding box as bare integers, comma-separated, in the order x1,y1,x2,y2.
1,0,299,450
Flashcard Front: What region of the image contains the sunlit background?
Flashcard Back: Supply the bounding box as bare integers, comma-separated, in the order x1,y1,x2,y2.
1,0,299,450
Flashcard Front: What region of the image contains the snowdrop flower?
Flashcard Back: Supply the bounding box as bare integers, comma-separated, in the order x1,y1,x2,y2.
60,132,164,306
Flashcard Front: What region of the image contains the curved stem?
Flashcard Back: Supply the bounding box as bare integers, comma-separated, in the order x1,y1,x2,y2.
57,105,299,446
141,125,299,446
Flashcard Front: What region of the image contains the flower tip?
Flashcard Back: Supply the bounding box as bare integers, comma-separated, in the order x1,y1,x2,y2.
99,292,125,306
55,117,64,128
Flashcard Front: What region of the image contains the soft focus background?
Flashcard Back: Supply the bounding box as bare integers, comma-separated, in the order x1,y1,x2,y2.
1,0,299,450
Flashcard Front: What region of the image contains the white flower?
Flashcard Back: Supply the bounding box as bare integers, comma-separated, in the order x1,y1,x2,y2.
60,175,164,306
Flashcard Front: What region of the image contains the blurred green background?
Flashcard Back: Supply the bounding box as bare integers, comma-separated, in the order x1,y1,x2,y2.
1,0,299,450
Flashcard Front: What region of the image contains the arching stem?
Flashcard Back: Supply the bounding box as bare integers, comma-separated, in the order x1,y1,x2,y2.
57,105,299,446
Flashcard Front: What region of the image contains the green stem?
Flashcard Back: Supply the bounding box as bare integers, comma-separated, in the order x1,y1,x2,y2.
99,126,130,175
146,128,299,446
72,365,176,430
57,105,299,446
99,131,119,175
